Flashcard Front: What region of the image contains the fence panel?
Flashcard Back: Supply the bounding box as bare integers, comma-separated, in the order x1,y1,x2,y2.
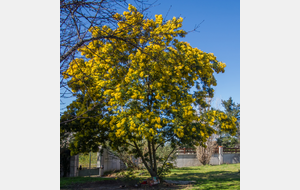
78,152,98,170
223,148,240,153
213,148,219,153
178,147,240,154
177,148,196,154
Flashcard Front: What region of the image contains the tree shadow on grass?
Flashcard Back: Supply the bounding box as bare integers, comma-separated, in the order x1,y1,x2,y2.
165,171,240,190
174,167,202,171
61,169,239,190
60,177,116,189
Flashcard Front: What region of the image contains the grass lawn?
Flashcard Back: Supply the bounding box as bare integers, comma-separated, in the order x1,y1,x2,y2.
60,163,240,189
136,163,240,189
166,163,240,189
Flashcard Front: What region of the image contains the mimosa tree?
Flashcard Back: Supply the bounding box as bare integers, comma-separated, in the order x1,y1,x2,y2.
62,4,237,178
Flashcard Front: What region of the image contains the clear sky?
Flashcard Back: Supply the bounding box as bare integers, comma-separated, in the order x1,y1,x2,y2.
61,0,240,111
129,0,240,108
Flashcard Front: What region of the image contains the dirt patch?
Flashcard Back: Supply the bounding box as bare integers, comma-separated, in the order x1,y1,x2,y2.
61,180,194,190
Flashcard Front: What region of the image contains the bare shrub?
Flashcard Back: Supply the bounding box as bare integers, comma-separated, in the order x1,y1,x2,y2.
195,135,218,165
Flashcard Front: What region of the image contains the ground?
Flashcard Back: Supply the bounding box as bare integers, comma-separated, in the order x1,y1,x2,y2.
61,164,240,190
61,179,193,190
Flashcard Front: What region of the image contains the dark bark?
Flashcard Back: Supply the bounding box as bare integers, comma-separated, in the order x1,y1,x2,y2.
147,139,154,171
133,141,156,177
152,139,157,174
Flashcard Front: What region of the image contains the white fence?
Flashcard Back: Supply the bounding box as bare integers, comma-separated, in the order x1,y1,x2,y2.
67,147,240,177
175,147,240,167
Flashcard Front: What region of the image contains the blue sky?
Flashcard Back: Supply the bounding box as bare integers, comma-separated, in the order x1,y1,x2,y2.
61,0,240,111
130,0,240,108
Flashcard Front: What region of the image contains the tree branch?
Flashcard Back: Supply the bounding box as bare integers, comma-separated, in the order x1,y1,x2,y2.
151,139,157,174
158,146,176,176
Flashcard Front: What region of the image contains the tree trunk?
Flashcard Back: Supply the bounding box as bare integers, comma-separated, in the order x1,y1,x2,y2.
133,141,158,178
152,139,157,174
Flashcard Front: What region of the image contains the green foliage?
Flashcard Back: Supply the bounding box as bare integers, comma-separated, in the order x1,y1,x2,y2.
157,162,174,180
216,136,239,148
60,94,106,155
221,97,240,129
117,167,141,186
215,97,240,148
156,143,177,165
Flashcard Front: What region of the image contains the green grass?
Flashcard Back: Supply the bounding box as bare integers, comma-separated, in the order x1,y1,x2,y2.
60,176,113,188
135,164,240,189
60,164,240,189
166,164,240,189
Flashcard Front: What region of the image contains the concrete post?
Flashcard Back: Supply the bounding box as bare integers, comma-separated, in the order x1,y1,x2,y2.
89,152,91,177
97,146,104,177
218,146,223,165
97,151,100,168
70,155,79,177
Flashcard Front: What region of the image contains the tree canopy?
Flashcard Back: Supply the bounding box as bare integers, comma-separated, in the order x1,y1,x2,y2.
61,4,237,178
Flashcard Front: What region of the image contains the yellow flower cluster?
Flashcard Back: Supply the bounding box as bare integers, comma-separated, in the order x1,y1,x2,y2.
174,126,184,138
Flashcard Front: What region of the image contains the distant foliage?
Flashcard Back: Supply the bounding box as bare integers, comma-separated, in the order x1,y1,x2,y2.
78,152,98,169
215,97,240,148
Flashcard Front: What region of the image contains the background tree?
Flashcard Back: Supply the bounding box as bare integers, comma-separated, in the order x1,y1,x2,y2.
194,97,217,165
215,97,240,148
216,136,239,148
62,5,237,178
195,134,217,165
60,94,107,153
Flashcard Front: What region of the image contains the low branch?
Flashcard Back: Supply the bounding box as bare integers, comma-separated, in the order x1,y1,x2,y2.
60,34,141,64
133,141,152,174
158,146,176,176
